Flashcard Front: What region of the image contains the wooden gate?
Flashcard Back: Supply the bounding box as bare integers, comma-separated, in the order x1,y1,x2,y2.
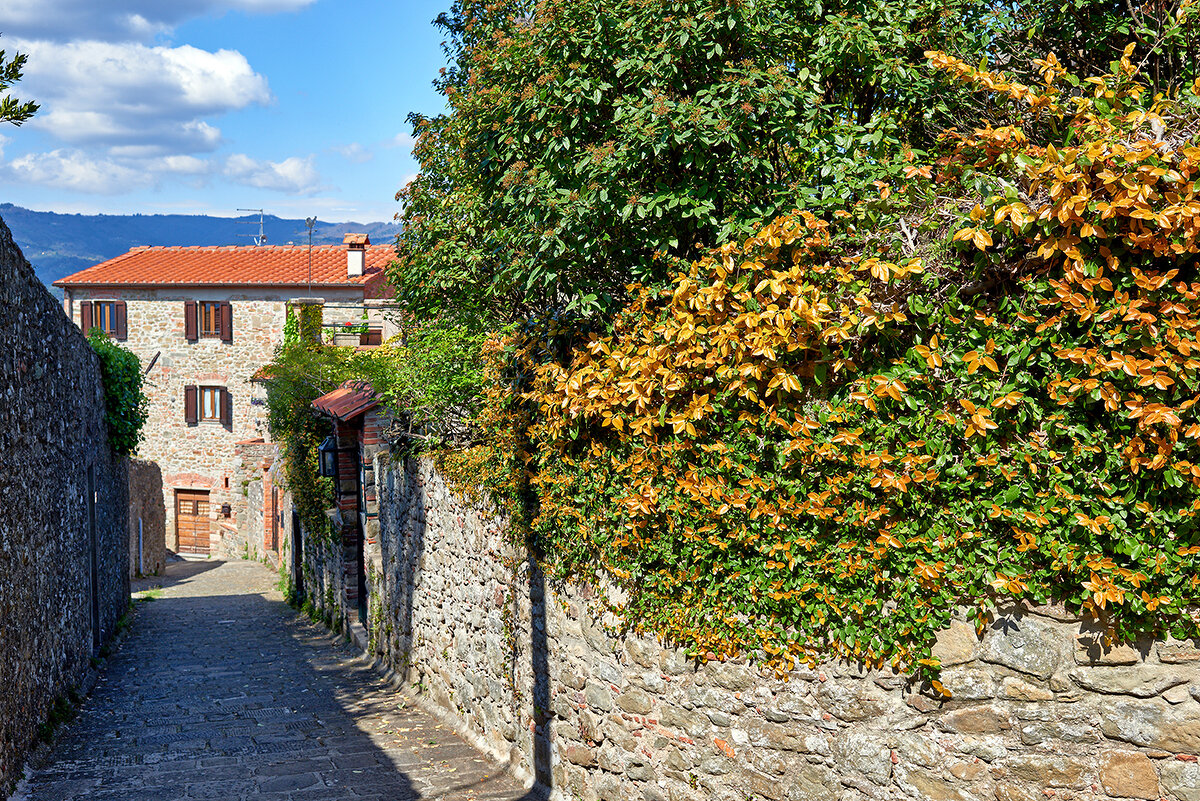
175,489,211,555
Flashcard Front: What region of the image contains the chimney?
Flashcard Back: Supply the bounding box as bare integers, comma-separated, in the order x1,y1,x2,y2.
343,233,369,277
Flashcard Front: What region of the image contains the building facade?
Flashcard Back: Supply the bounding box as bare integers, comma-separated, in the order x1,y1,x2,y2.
55,236,394,557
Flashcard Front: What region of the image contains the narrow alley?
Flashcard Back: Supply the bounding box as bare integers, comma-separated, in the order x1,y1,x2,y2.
11,559,532,801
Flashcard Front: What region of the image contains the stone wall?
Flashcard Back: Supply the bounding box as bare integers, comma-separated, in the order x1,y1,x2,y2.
0,215,130,793
324,456,1200,801
127,458,166,577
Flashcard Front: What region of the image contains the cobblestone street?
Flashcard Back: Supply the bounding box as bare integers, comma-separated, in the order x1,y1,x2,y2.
12,559,532,801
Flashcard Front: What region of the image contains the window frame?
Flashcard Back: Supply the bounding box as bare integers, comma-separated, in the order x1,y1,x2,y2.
198,301,222,338
95,301,117,335
199,386,222,422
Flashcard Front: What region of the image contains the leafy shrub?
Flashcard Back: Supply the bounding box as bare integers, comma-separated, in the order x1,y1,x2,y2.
472,50,1200,675
87,329,148,456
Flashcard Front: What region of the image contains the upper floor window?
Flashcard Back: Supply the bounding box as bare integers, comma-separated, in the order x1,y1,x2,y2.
184,300,233,343
79,299,127,341
200,386,222,421
199,302,222,338
184,384,232,427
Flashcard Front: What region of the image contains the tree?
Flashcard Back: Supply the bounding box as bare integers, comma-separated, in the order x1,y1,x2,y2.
0,37,39,126
394,0,993,328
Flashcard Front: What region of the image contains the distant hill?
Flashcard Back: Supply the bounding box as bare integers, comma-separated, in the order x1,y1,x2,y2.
0,204,401,291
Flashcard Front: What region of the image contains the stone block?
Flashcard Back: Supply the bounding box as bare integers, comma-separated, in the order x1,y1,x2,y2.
948,761,987,781
993,782,1041,801
831,730,892,785
784,764,838,801
1001,677,1053,702
981,616,1069,679
1100,699,1200,755
817,680,901,722
940,705,1015,735
564,744,597,767
905,767,980,801
1069,665,1191,697
1075,634,1141,665
1161,759,1200,801
938,666,997,700
1099,750,1159,799
1160,639,1200,664
1000,755,1088,788
585,681,614,712
933,619,981,667
616,688,652,715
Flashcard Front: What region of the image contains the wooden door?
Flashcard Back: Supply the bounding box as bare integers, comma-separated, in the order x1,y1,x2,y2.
175,489,211,555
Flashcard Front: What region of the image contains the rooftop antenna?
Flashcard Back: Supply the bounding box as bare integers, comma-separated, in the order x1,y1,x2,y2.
305,216,316,294
236,208,267,245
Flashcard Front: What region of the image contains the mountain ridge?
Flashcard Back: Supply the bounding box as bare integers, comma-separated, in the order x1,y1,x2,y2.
0,204,401,290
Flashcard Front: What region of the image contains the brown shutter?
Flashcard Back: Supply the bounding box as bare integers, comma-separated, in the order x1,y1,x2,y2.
220,387,232,427
184,300,198,341
220,302,233,343
184,385,198,425
80,300,93,332
114,301,127,341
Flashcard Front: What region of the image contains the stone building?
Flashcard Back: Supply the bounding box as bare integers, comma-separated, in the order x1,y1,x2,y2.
54,236,394,557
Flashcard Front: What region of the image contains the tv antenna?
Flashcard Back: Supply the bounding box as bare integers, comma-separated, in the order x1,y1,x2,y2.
305,216,316,294
237,208,267,245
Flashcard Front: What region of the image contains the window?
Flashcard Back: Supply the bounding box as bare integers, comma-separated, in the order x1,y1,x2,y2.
199,302,221,338
79,300,127,340
200,387,221,421
184,384,232,427
184,300,233,343
95,302,117,334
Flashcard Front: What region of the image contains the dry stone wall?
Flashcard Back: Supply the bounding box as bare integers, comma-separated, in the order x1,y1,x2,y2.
352,456,1200,801
0,214,129,793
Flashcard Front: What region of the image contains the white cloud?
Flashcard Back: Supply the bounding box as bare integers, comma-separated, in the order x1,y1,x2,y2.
0,134,8,159
16,39,270,154
0,0,316,43
388,132,416,150
0,149,150,193
332,143,373,164
224,153,319,194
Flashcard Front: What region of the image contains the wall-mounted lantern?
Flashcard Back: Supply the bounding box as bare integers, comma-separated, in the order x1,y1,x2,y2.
318,435,339,478
221,503,232,518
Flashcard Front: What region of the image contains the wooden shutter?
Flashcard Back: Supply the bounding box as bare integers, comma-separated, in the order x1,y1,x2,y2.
184,300,198,341
220,302,233,343
220,387,232,427
114,301,127,341
80,300,93,332
184,385,198,425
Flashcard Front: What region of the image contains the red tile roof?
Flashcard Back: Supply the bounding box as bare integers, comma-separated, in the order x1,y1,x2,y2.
53,243,395,297
312,381,380,421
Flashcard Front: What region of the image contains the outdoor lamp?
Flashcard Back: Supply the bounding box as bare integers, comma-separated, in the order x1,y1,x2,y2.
318,435,339,478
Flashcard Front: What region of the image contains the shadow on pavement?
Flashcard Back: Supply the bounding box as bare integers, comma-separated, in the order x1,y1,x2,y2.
17,560,530,801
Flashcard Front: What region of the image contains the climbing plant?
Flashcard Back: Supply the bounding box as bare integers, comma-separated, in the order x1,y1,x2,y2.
86,329,148,456
464,48,1200,675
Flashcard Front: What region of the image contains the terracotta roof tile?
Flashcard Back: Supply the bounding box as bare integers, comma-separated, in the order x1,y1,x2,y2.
54,244,395,298
312,381,380,421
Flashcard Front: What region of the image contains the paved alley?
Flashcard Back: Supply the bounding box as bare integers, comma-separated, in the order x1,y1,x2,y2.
12,559,532,801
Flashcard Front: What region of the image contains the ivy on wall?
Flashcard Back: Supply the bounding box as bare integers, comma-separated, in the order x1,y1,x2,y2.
87,329,148,456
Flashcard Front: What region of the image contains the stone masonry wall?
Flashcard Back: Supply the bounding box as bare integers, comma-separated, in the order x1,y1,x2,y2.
127,458,166,577
0,215,130,793
62,288,368,557
351,456,1200,801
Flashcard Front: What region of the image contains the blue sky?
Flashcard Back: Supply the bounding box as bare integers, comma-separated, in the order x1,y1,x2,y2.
0,0,451,222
